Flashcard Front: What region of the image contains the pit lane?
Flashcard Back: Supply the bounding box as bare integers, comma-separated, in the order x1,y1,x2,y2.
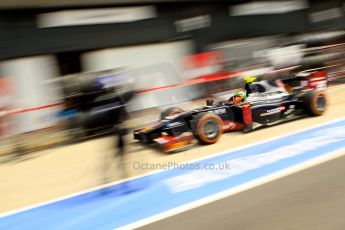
139,151,345,230
1,84,345,220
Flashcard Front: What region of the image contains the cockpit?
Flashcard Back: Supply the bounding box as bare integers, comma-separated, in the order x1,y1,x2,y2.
246,79,287,94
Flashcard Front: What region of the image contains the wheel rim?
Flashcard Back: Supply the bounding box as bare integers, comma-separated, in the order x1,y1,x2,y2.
203,119,219,139
316,95,326,111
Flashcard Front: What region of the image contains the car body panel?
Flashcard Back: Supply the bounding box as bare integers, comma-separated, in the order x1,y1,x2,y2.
134,71,328,152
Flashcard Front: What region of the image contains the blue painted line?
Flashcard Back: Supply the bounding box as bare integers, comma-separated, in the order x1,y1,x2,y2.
2,118,345,230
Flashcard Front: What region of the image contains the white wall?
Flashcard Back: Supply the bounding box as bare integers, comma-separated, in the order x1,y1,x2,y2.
0,55,62,134
82,40,195,110
266,45,305,68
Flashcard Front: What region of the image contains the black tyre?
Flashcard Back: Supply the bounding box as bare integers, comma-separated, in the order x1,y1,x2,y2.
191,112,223,144
304,90,327,116
160,107,185,120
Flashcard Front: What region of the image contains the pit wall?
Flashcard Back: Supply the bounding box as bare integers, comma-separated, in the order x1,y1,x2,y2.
0,56,62,134
82,40,200,111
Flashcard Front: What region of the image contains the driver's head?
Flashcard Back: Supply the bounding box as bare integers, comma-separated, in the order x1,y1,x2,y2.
232,90,246,104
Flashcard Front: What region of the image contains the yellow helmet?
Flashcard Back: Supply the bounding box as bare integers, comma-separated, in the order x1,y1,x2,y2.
244,76,257,83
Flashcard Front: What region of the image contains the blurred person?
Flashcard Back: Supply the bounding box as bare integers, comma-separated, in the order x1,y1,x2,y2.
98,90,136,190
59,70,137,190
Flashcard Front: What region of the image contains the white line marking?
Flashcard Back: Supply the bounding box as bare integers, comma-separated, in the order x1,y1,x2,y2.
1,117,345,218
117,147,345,230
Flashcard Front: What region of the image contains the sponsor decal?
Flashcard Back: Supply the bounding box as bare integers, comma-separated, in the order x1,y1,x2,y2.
167,122,183,127
301,80,308,87
175,15,211,32
230,0,308,16
154,137,169,144
211,108,226,115
310,80,327,90
284,105,295,115
37,6,157,27
169,141,189,150
260,107,284,116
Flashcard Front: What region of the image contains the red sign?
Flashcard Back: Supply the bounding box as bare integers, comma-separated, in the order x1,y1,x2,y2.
182,51,227,79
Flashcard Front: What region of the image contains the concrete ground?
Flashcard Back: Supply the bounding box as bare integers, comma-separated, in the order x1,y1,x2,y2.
140,152,345,230
0,85,345,214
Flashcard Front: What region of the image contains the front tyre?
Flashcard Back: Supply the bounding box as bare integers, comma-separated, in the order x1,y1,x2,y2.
192,112,223,144
304,90,327,116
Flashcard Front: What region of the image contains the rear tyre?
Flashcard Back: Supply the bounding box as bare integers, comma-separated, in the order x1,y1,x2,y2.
304,90,327,116
192,112,223,144
160,107,185,120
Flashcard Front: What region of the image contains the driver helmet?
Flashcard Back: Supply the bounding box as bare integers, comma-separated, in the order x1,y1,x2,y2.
232,90,247,104
234,90,246,100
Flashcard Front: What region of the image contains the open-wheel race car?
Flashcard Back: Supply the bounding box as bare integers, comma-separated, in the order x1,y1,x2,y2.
133,70,328,152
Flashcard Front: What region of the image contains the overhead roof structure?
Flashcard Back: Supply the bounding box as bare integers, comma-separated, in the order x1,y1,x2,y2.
0,0,249,9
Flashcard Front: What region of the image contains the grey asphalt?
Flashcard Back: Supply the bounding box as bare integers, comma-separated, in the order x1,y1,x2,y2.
139,154,345,230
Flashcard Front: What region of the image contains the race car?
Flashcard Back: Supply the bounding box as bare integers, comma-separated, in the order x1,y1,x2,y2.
134,71,328,152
